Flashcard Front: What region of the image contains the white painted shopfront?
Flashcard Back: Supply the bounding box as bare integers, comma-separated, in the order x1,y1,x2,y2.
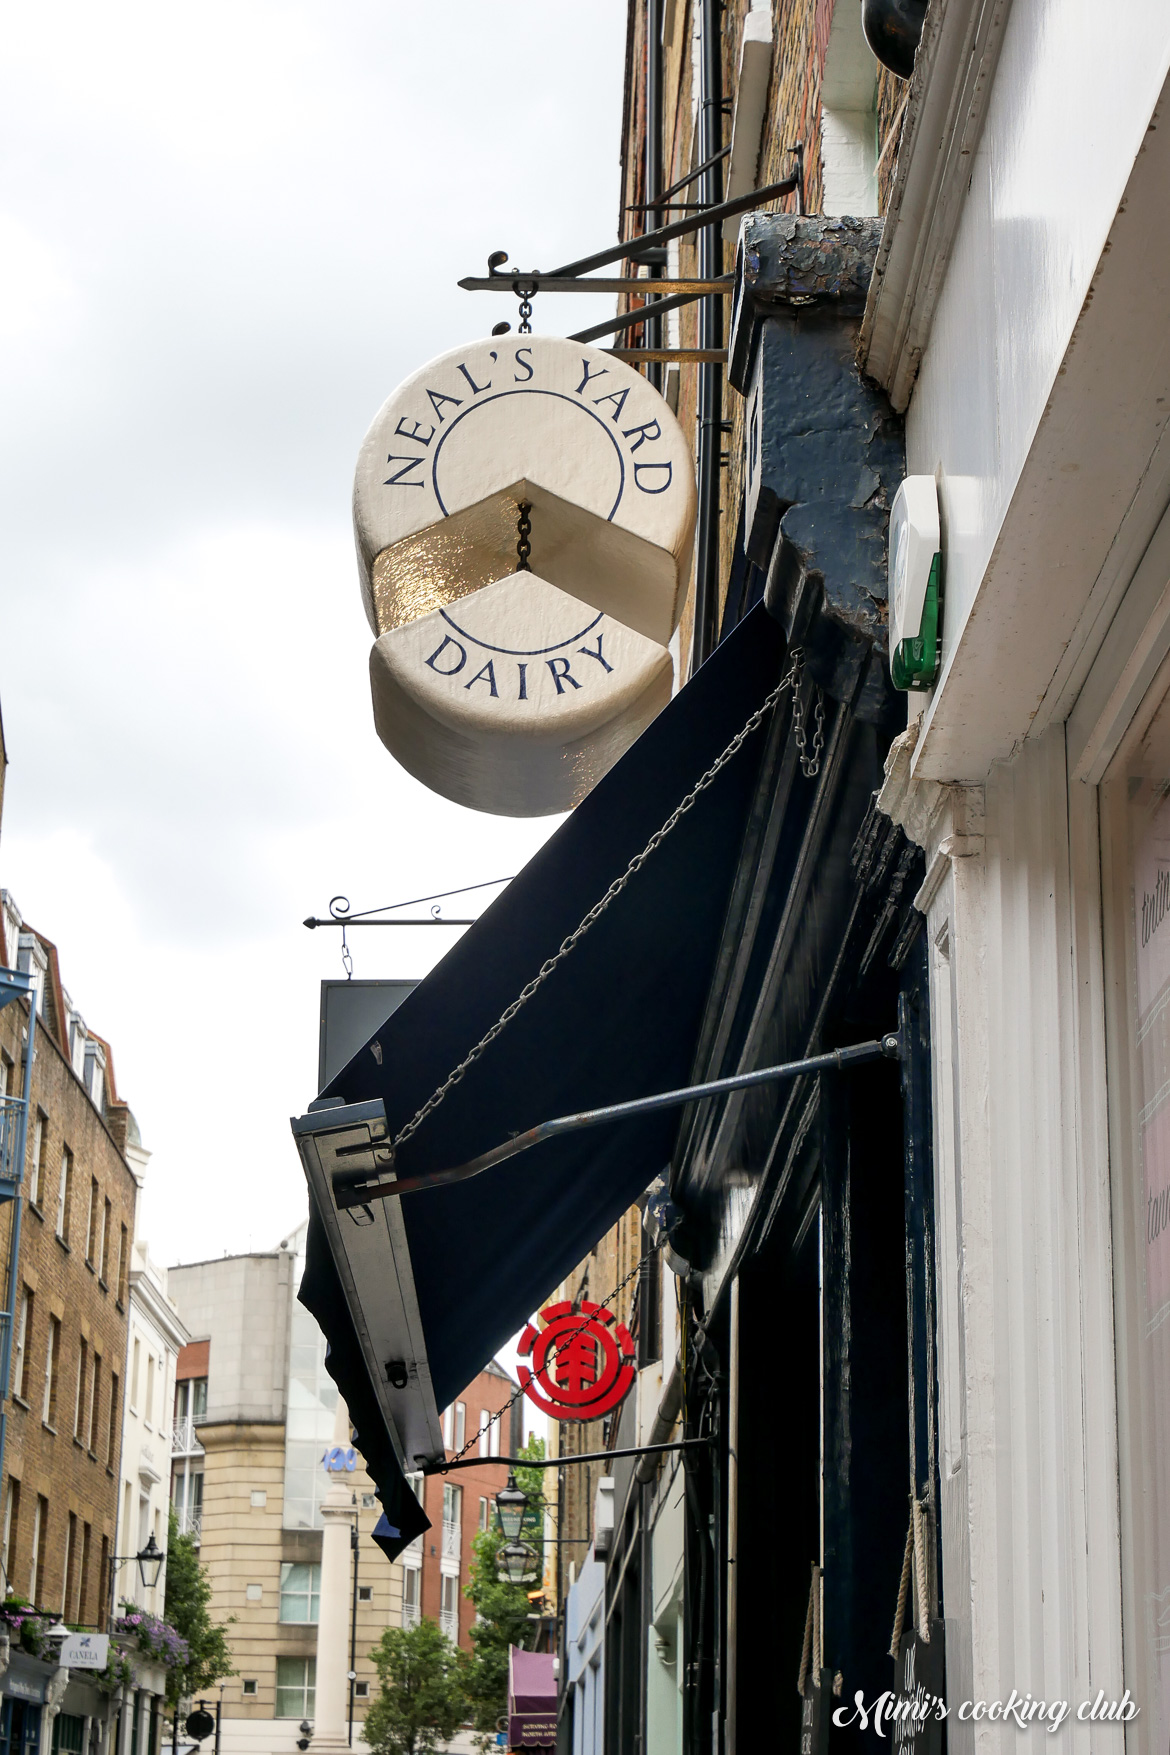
864,0,1170,1745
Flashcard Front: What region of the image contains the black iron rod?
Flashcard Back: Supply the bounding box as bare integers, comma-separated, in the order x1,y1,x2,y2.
303,917,476,929
457,276,730,294
636,143,730,212
545,172,798,280
421,1438,710,1476
333,1034,899,1208
570,286,720,345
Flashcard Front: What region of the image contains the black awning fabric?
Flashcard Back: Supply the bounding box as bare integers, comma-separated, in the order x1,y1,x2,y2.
299,604,787,1555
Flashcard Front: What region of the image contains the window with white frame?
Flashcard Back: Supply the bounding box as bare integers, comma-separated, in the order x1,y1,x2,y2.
279,1562,321,1623
439,1572,459,1641
14,1288,32,1402
55,1149,71,1242
401,1564,420,1628
275,1658,315,1719
441,1405,453,1449
478,1408,490,1455
27,1113,44,1208
454,1401,466,1451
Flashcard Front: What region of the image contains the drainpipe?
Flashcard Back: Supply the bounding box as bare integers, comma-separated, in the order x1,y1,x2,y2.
644,0,664,393
0,989,36,1515
691,0,724,671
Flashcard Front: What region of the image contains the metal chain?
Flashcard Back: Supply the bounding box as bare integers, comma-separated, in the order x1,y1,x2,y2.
517,289,534,334
439,1247,654,1472
392,656,800,1154
516,501,532,572
790,650,824,779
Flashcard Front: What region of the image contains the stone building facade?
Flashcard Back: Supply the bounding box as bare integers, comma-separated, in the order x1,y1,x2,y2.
0,890,139,1627
167,1226,402,1755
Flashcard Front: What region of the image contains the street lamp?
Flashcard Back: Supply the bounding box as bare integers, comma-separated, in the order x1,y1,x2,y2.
136,1535,166,1592
496,1542,540,1587
494,1474,529,1544
44,1620,70,1646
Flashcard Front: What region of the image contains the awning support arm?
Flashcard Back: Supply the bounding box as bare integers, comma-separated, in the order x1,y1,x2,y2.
419,1438,710,1476
332,1030,901,1210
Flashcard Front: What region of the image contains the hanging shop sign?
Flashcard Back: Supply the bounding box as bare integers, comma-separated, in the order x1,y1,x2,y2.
352,336,696,816
516,1299,635,1421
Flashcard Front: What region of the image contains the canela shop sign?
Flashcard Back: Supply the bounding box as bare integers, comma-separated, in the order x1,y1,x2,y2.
352,337,696,816
517,1300,635,1421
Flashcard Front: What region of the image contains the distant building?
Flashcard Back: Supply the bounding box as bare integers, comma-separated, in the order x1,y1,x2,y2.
115,1237,188,1617
0,892,139,1622
407,1360,522,1651
167,1224,401,1755
0,888,171,1754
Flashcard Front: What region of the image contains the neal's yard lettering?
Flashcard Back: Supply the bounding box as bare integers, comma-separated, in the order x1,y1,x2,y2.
623,418,661,451
517,662,528,700
395,416,435,447
513,347,534,381
595,387,631,422
456,359,494,395
547,657,582,693
425,387,462,423
384,454,426,487
634,460,673,494
576,359,610,395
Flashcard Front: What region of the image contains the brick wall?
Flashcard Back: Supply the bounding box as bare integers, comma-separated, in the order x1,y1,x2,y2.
0,969,137,1625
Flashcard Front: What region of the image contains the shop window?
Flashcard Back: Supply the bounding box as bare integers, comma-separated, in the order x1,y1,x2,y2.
1103,687,1170,1748
52,1712,84,1755
0,1698,43,1755
275,1658,316,1719
279,1562,320,1623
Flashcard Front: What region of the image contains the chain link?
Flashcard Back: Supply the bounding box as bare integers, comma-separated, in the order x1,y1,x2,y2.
790,650,824,779
439,1248,653,1472
392,657,801,1154
517,290,533,334
516,501,532,572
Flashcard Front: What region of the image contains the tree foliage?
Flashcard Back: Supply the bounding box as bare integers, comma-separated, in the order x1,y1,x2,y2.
461,1437,547,1737
162,1508,235,1706
363,1619,467,1755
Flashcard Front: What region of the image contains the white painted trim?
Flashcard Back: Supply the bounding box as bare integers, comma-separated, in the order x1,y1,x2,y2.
858,0,1014,411
721,10,774,243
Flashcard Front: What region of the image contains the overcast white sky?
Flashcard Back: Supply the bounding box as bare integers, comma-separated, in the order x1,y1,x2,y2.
0,2,628,1272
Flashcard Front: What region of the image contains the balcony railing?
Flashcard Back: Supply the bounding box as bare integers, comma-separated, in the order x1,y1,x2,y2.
439,1608,458,1643
174,1506,202,1544
441,1519,461,1563
0,1097,24,1187
172,1418,205,1457
402,1600,420,1630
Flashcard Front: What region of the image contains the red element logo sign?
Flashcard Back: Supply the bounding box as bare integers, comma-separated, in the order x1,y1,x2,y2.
517,1301,636,1422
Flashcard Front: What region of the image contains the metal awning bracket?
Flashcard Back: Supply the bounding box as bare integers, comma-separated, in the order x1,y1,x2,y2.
332,1028,903,1211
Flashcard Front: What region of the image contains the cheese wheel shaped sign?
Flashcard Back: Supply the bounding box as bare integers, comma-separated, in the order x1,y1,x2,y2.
370,571,673,818
352,337,696,816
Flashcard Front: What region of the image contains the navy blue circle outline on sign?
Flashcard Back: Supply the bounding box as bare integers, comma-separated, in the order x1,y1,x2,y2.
430,389,626,521
437,606,604,658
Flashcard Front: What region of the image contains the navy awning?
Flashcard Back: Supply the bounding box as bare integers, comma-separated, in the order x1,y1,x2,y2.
294,604,787,1558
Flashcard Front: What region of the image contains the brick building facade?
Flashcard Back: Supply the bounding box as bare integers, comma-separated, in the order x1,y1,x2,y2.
409,1358,522,1652
0,891,139,1626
